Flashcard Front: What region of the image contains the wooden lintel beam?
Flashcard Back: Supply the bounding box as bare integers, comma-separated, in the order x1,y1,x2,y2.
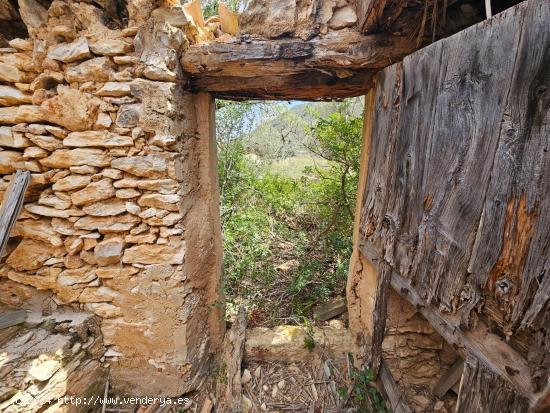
181,31,415,100
191,70,375,101
358,241,542,407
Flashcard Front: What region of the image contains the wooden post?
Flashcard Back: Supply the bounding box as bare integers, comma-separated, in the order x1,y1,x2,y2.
216,307,247,413
346,84,390,375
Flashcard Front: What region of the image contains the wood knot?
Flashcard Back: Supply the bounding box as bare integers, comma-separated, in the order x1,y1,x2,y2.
496,276,512,296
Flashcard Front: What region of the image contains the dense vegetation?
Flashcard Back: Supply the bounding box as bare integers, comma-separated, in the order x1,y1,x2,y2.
216,99,363,326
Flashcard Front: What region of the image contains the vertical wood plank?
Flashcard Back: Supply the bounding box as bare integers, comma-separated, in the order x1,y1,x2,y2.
347,86,380,363
465,0,550,390
359,63,402,260
188,92,225,354
456,353,530,413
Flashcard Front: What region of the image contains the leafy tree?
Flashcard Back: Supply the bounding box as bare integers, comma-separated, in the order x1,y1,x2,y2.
304,100,363,227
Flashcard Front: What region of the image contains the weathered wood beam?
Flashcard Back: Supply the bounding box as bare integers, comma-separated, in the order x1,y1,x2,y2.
181,30,415,100
313,296,347,322
359,241,542,407
346,87,382,367
190,70,376,101
216,307,247,413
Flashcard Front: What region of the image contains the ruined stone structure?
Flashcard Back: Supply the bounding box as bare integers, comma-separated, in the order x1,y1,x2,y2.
0,0,226,401
0,0,547,412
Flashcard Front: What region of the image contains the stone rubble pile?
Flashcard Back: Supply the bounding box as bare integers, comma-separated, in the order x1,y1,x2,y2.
0,306,106,413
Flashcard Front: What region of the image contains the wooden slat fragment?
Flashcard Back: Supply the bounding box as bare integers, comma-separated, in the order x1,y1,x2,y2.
432,359,464,398
456,353,530,413
0,170,30,258
219,3,238,36
216,306,247,413
183,0,205,28
0,309,27,329
313,297,347,322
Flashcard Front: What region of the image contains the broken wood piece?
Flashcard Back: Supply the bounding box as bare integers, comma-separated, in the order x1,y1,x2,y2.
456,353,529,412
181,32,416,100
0,309,27,329
378,360,412,413
219,3,238,36
216,306,247,413
313,297,347,321
432,359,464,398
183,0,205,28
0,170,30,258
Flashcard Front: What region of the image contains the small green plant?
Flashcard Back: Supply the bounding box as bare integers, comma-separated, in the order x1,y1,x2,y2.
299,317,316,352
212,361,228,385
341,357,388,413
303,336,315,352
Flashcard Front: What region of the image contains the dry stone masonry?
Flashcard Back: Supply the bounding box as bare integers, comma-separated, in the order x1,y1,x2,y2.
0,0,230,399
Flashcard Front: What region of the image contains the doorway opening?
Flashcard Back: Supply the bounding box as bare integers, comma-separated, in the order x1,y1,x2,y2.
215,97,364,328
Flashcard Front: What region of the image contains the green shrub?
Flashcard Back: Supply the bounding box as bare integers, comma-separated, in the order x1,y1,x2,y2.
217,99,363,325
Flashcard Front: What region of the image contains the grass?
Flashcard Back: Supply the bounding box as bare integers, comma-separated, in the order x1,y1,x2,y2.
269,155,329,178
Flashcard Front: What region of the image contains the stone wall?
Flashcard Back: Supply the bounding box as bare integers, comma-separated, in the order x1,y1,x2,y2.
0,0,224,396
383,289,459,412
238,0,358,39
